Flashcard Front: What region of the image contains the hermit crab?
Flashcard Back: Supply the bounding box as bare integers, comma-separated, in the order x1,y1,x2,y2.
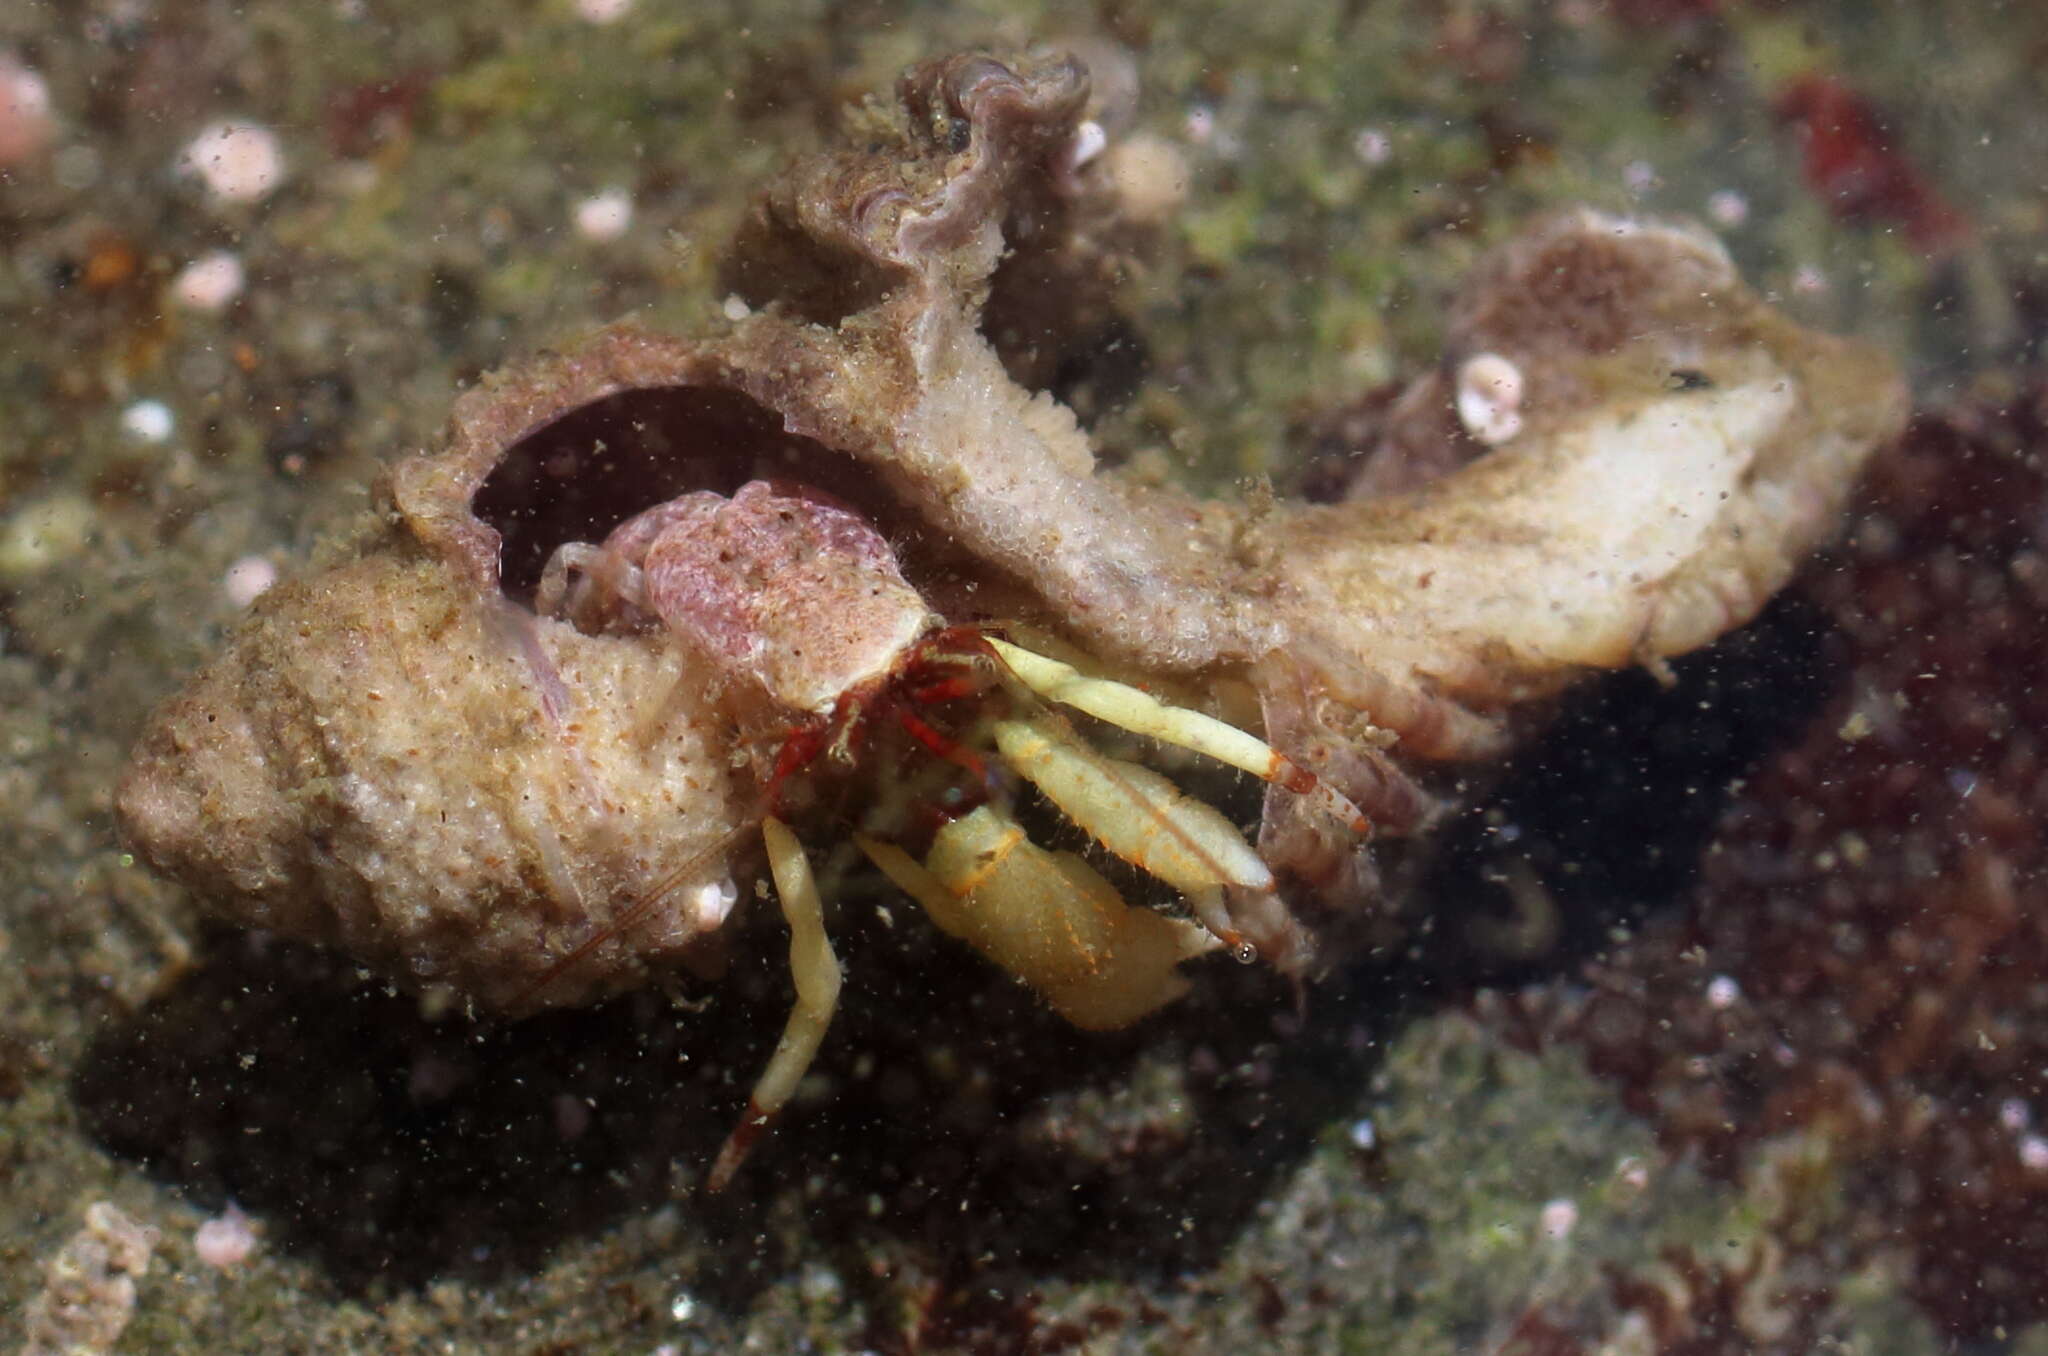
529,476,1371,1182
116,50,1908,1186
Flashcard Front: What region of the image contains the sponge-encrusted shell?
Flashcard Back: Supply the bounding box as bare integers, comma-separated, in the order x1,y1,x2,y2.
115,543,745,1013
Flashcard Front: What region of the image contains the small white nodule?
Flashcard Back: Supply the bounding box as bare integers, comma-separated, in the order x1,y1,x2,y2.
1066,119,1108,172
194,1204,258,1269
687,876,739,932
1455,351,1525,446
0,53,54,167
173,251,246,312
572,189,633,242
121,399,175,443
223,555,278,608
179,121,287,204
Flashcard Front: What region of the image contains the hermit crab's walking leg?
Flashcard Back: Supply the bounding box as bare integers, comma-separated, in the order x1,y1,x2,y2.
706,815,844,1193
985,638,1372,837
989,717,1275,958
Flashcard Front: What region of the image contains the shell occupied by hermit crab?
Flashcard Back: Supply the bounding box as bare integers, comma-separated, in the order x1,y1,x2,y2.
115,48,1908,1187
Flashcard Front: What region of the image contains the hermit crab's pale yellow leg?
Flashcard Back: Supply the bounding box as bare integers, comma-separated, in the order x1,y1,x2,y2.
706,815,843,1193
989,717,1274,957
986,637,1371,836
990,719,1271,892
856,806,1218,1030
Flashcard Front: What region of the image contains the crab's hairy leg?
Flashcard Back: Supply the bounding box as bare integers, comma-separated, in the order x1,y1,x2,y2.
856,808,1218,1030
857,833,967,920
992,718,1272,894
896,708,993,785
908,673,982,704
1182,885,1243,955
986,638,1370,836
707,816,843,1193
765,712,838,811
989,717,1276,957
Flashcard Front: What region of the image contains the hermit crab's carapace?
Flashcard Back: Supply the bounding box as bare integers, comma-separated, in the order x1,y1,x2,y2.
114,48,1909,1187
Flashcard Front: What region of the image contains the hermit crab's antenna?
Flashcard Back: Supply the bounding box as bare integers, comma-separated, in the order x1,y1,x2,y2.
516,819,756,1013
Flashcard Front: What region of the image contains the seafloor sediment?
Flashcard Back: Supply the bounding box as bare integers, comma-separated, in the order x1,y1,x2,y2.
3,1,2044,1351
